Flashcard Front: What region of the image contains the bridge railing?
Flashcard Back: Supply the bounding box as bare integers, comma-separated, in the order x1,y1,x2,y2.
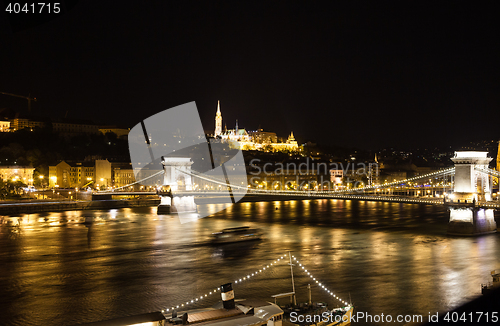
475,166,500,178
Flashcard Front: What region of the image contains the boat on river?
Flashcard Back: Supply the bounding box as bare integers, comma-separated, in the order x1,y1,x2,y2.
481,270,500,295
163,285,353,326
275,286,353,326
165,283,284,326
211,226,262,244
164,254,353,326
283,304,353,326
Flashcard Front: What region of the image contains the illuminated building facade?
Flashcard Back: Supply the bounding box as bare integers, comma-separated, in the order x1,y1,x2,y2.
99,126,130,139
0,166,34,185
49,159,112,188
213,101,299,152
0,120,10,132
10,118,45,131
49,160,137,189
113,168,135,188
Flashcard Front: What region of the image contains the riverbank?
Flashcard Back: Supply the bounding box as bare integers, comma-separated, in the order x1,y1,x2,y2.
0,199,161,215
0,194,331,215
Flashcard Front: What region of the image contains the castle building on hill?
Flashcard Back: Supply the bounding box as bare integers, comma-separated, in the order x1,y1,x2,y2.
213,101,299,152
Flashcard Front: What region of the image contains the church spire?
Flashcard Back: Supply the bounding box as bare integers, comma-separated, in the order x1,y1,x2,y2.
497,140,500,172
214,100,222,137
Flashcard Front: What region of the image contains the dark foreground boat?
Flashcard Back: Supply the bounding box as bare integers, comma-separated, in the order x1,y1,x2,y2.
165,283,284,326
481,270,500,295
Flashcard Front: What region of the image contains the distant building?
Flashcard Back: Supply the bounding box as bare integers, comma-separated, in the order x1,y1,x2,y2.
249,130,278,144
113,165,135,188
52,119,100,137
99,126,130,139
7,114,102,136
213,101,299,152
0,120,10,132
49,161,94,188
10,118,45,131
0,166,34,185
49,159,111,188
330,169,343,185
95,159,112,187
48,160,137,189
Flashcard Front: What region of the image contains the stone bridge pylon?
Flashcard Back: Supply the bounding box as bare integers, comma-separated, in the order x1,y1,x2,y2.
448,151,496,235
157,156,197,214
449,151,493,204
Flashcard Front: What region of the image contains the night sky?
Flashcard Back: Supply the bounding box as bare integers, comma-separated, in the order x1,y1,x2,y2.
0,1,499,150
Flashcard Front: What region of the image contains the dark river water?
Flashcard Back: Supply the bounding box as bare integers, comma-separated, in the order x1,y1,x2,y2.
1,199,499,326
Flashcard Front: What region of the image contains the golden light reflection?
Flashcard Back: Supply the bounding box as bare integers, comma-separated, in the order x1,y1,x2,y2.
299,227,313,246
329,229,345,263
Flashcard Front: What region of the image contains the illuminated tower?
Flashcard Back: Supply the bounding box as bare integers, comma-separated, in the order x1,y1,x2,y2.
450,151,493,202
214,101,222,137
497,141,500,172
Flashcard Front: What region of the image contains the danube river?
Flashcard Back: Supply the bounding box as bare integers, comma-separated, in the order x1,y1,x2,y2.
0,199,499,325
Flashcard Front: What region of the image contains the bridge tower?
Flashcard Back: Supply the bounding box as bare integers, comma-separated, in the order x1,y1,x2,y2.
448,151,496,235
450,151,492,204
157,157,197,214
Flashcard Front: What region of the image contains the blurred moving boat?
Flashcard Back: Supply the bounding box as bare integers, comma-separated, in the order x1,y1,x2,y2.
212,226,262,244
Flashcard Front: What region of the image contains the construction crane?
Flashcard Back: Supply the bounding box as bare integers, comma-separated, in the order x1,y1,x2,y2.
0,92,37,112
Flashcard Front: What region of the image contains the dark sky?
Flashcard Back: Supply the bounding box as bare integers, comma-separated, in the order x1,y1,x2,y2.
0,1,499,150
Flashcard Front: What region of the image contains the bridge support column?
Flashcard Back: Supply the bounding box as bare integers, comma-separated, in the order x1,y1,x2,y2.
448,207,497,236
157,157,197,215
450,151,492,204
157,192,173,214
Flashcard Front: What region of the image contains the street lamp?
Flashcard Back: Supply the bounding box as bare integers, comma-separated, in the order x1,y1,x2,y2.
39,175,45,199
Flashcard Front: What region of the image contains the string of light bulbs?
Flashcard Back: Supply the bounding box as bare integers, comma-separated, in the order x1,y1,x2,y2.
291,255,350,306
161,253,349,314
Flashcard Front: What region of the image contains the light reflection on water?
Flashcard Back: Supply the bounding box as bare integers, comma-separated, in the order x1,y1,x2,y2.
0,199,499,326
